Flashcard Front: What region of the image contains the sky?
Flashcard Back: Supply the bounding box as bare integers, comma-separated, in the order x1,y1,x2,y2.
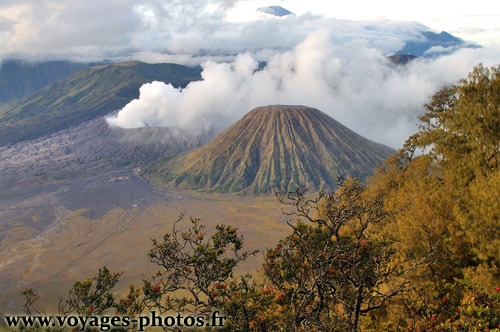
1,0,499,61
1,0,500,148
230,0,500,46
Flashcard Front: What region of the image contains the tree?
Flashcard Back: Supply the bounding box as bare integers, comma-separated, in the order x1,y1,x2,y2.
115,285,145,331
142,214,258,330
403,64,500,183
366,63,500,328
395,279,500,332
21,287,41,316
18,267,122,332
209,274,284,332
369,154,474,281
387,64,500,275
60,266,122,316
265,178,423,332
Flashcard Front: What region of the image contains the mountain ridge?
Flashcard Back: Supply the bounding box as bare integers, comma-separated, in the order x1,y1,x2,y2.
0,61,202,146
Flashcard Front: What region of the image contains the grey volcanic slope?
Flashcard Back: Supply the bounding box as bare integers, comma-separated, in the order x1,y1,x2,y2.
0,116,211,191
145,105,395,194
0,113,211,242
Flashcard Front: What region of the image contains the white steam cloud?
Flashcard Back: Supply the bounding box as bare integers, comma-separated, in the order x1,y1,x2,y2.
106,27,500,148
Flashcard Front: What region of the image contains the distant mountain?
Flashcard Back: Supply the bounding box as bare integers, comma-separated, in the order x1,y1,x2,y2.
257,6,294,17
0,59,86,104
388,54,417,65
398,30,474,57
144,105,395,194
0,61,202,146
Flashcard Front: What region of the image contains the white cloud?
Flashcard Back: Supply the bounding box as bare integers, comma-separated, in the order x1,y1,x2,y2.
107,28,500,149
0,0,487,63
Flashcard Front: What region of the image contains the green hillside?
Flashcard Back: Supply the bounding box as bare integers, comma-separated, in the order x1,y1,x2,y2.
144,105,395,194
0,61,201,146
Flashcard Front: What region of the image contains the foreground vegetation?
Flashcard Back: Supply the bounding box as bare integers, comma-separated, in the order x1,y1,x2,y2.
8,63,500,331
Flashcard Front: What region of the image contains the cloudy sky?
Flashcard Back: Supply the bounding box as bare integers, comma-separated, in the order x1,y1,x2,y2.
232,0,500,45
2,0,499,148
1,0,499,61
